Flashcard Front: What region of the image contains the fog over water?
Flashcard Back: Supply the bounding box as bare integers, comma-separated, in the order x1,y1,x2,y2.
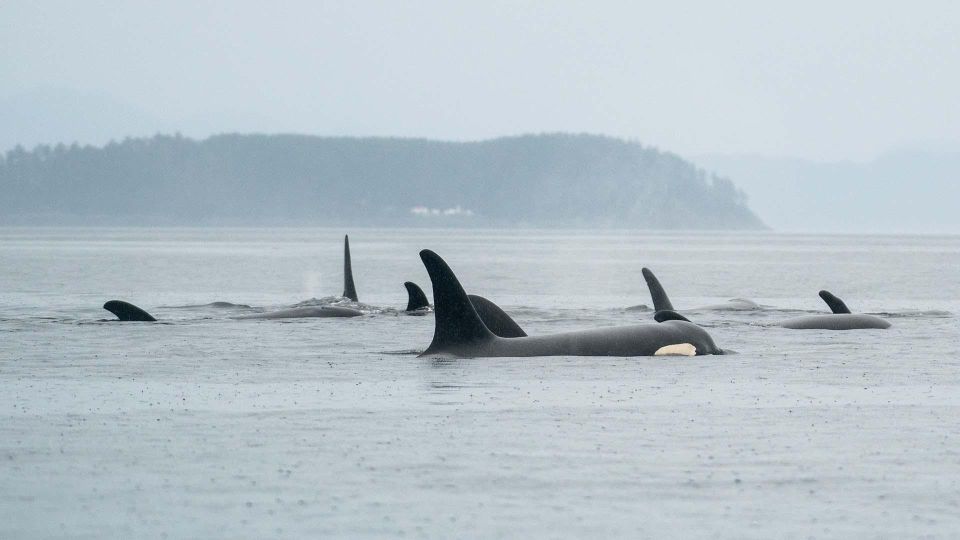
2,1,958,161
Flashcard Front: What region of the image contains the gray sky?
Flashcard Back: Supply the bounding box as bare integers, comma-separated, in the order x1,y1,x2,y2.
2,0,958,160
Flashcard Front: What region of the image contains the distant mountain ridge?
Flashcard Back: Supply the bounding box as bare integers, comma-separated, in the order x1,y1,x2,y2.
0,133,765,229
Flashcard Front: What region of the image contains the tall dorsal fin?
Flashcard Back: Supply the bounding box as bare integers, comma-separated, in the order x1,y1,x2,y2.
642,267,675,312
103,300,157,322
419,250,494,353
404,281,431,311
654,310,691,323
467,294,527,338
342,235,358,301
819,290,851,314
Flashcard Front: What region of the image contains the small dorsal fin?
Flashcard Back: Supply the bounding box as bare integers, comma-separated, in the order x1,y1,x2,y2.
468,294,527,338
342,235,358,301
819,290,851,314
654,310,691,323
642,267,675,312
404,281,431,311
103,300,157,321
419,250,494,354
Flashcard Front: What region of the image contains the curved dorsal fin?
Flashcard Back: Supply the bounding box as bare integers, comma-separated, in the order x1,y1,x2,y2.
467,294,527,338
404,281,431,311
642,267,675,312
103,300,157,321
419,250,494,353
819,290,851,314
654,310,691,323
342,235,358,301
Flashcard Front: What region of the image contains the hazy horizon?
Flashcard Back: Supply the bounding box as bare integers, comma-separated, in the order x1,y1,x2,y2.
3,1,959,162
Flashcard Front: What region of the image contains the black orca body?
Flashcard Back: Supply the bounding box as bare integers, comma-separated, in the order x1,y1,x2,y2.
780,291,891,330
403,281,527,338
418,250,722,358
642,268,759,311
103,300,157,322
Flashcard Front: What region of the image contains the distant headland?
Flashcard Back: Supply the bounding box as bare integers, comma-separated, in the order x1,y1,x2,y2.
0,133,765,229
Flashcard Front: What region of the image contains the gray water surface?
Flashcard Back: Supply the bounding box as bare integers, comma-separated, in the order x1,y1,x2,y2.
1,228,959,538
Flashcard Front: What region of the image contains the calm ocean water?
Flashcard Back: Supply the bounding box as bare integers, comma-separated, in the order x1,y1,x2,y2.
1,227,959,538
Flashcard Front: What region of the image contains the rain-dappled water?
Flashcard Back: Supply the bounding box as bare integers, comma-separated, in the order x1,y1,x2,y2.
1,227,959,538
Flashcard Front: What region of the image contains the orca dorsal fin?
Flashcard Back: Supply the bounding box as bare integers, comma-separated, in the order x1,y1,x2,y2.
103,300,157,321
419,250,494,353
467,294,527,338
404,281,431,311
819,290,851,314
343,235,358,301
642,267,675,312
654,310,691,323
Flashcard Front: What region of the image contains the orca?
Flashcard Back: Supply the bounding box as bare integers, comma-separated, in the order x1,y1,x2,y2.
103,300,157,322
237,234,362,319
418,250,722,357
404,281,431,311
102,300,362,321
779,290,891,330
104,234,364,321
642,267,760,312
403,281,527,337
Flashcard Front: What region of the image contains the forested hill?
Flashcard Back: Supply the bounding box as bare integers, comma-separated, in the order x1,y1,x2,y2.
0,133,765,229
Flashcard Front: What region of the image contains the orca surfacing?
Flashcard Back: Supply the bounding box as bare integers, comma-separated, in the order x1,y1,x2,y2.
104,234,364,321
779,290,891,330
418,250,722,358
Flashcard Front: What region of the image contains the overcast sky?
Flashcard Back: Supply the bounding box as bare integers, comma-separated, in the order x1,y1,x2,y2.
2,0,958,160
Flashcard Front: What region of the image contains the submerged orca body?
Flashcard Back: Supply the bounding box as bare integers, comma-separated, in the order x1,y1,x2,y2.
103,300,157,322
403,281,528,337
642,268,759,312
237,305,363,319
780,291,891,330
418,250,722,358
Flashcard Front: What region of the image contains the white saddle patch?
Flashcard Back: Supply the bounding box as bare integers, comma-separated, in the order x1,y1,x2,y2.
654,343,697,356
